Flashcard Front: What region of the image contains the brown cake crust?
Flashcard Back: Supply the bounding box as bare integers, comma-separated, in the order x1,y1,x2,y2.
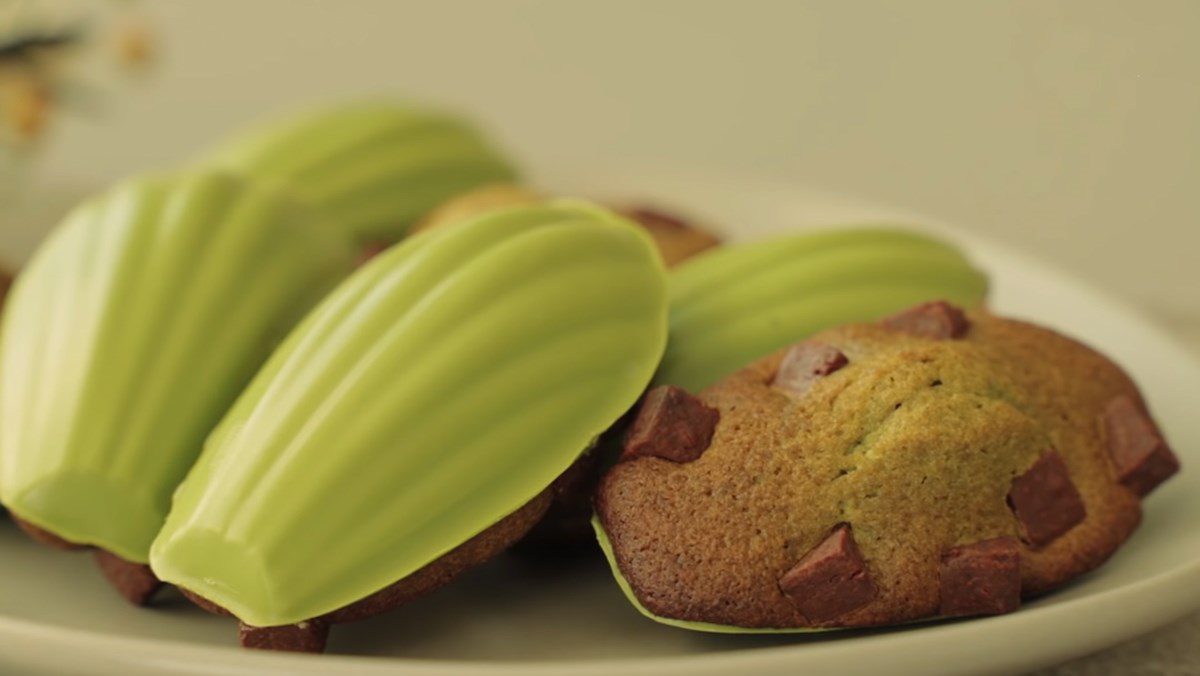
12,515,165,606
517,208,722,552
596,308,1157,629
12,516,86,551
413,185,723,268
183,484,556,651
93,549,163,606
327,484,554,624
514,448,606,552
621,207,721,267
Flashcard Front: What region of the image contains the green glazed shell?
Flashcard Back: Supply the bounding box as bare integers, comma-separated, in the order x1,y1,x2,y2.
657,228,988,392
206,101,519,243
0,171,352,562
151,202,669,628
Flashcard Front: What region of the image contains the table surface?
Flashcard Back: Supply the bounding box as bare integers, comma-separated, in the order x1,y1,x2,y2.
1040,612,1200,675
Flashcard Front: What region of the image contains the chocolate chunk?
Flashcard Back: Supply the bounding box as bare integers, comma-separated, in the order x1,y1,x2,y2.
12,516,85,551
779,524,876,623
772,342,849,395
94,549,163,606
1006,451,1086,547
939,537,1021,617
882,301,970,339
621,386,720,464
355,240,391,268
1103,395,1179,497
239,620,330,653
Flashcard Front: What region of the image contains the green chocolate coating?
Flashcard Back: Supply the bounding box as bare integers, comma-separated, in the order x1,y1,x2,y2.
0,171,352,562
151,202,668,627
657,228,988,392
206,101,518,243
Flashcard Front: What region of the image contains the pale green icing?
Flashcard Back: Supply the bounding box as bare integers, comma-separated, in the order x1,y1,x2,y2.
656,227,989,391
0,171,353,562
206,101,518,243
151,202,669,628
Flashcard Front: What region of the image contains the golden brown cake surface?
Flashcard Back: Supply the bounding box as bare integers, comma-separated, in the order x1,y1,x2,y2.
597,305,1173,628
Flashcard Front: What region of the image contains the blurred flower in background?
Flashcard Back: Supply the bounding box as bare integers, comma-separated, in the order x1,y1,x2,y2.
0,0,156,165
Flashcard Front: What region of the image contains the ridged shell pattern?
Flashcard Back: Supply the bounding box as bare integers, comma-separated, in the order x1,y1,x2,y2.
657,228,988,392
151,202,669,627
0,171,352,562
207,102,518,243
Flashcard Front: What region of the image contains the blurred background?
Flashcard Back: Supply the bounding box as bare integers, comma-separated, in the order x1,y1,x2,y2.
0,1,1197,672
2,1,1198,324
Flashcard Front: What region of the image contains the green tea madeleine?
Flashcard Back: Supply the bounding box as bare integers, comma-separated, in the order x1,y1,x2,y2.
586,227,987,631
206,101,518,244
657,228,988,392
529,228,982,553
593,306,1162,634
151,202,669,639
0,171,351,577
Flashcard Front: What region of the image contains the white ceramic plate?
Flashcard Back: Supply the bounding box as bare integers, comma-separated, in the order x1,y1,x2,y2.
1,168,1197,675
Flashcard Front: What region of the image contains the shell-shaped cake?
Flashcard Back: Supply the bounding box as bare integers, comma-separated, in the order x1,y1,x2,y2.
657,228,988,392
0,171,351,563
150,202,669,628
596,304,1176,633
207,102,518,243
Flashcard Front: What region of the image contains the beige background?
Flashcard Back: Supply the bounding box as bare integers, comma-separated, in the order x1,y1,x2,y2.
2,1,1198,673
9,0,1199,320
